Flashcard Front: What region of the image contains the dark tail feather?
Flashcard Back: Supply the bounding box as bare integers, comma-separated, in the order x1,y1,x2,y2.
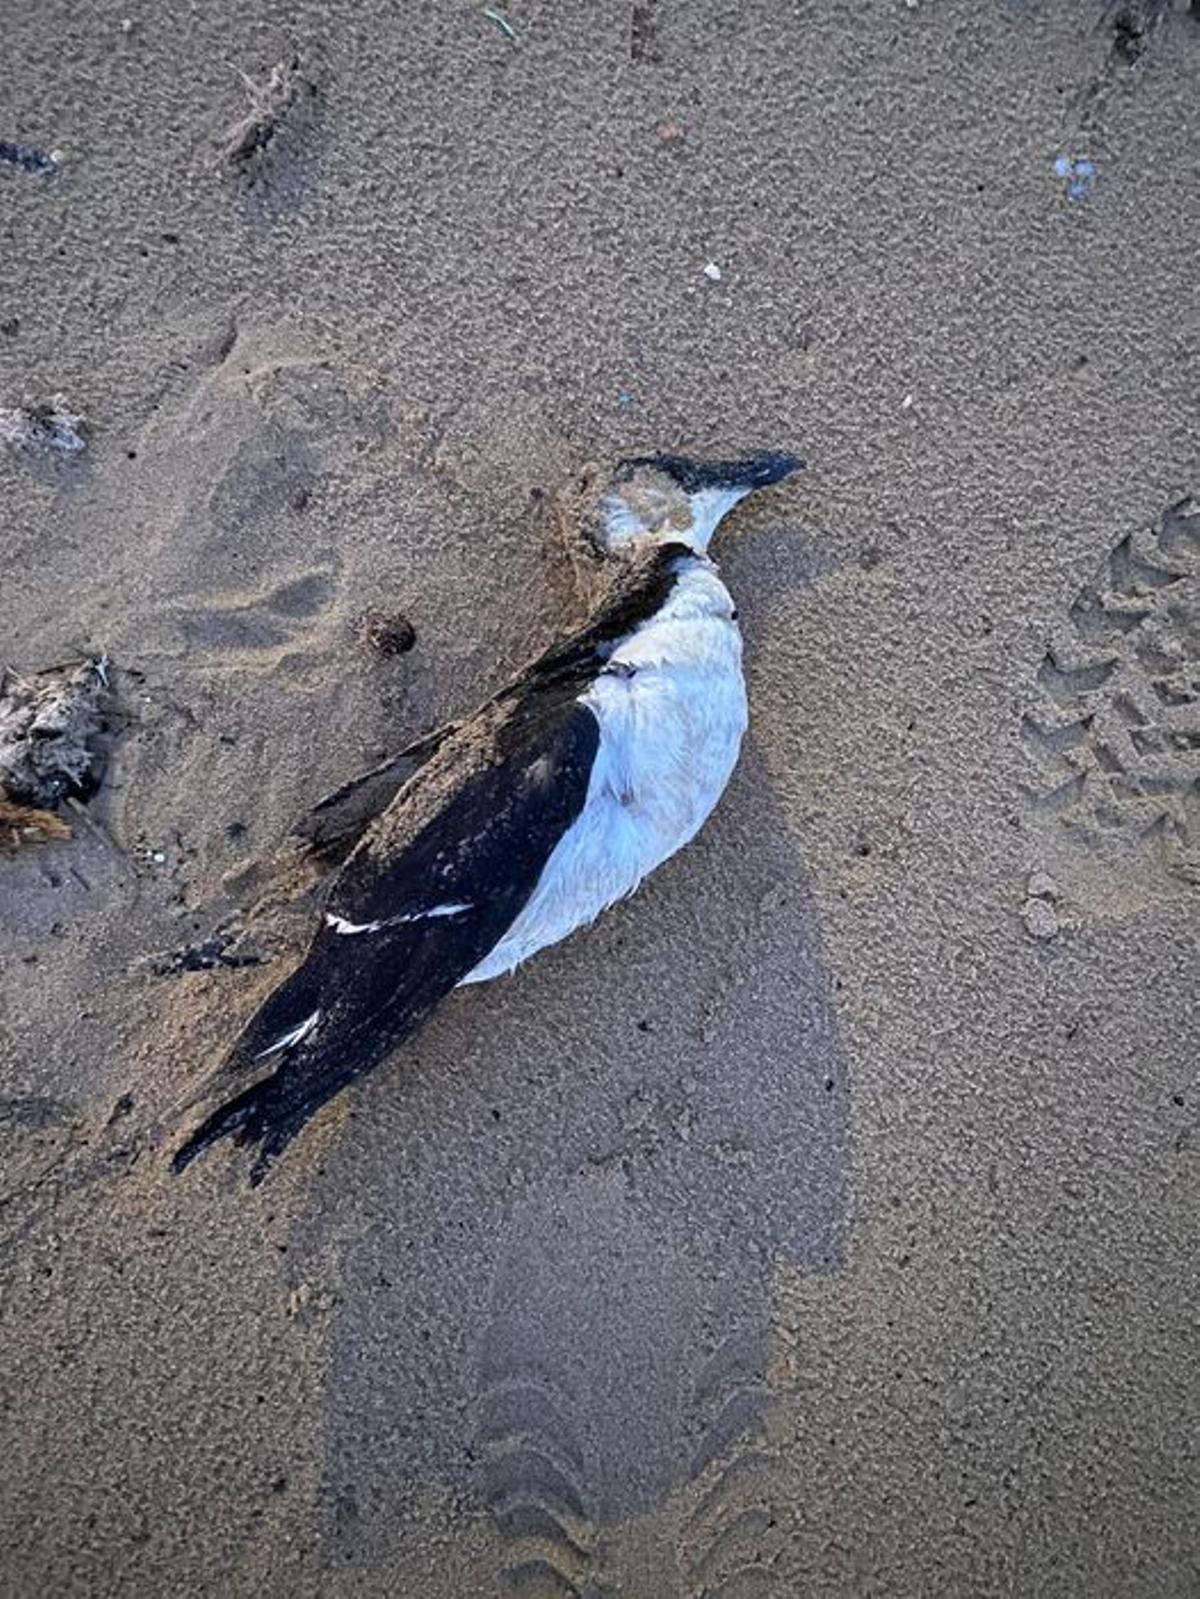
171,1055,358,1186
224,960,325,1067
171,960,343,1183
171,987,440,1185
172,1075,283,1181
171,901,466,1182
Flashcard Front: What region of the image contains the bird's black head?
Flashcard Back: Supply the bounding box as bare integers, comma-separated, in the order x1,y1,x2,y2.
600,449,803,553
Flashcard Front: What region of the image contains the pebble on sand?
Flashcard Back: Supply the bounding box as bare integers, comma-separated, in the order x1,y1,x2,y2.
355,608,417,657
1027,869,1061,902
0,141,61,176
1054,154,1096,202
1021,897,1060,941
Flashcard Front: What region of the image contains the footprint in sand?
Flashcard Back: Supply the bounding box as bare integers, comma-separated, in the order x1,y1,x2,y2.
674,1327,792,1599
1020,494,1200,900
170,568,339,673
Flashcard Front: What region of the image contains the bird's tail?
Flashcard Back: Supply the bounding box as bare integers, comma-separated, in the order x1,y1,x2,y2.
170,944,444,1184
171,1059,344,1186
171,960,346,1184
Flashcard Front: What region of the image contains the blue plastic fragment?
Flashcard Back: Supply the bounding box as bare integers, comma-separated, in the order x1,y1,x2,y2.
1053,154,1096,202
0,141,59,175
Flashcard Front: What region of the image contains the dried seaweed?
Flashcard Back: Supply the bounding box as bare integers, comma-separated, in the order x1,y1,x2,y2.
0,796,72,854
0,658,110,815
221,58,308,166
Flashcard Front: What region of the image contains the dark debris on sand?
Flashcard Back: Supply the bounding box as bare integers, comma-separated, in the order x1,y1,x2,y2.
145,930,268,977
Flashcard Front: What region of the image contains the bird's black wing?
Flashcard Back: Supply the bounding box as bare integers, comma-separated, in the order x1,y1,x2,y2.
173,694,598,1180
289,723,459,864
172,543,689,1182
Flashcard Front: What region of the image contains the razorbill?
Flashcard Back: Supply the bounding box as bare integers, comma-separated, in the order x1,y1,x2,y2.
173,449,802,1181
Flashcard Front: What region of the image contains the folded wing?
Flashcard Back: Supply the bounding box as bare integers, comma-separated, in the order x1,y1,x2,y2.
173,689,599,1181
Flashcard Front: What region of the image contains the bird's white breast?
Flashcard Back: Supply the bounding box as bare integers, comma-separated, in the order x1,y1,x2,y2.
460,561,747,984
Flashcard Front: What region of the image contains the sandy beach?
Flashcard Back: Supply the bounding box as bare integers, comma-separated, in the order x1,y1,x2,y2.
2,1,1198,1593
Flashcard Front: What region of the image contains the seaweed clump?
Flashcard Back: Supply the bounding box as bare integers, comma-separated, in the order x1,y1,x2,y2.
0,658,111,852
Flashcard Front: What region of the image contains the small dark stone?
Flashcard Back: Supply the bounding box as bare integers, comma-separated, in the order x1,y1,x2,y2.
1111,9,1145,64
0,318,18,337
108,1093,135,1125
356,608,416,657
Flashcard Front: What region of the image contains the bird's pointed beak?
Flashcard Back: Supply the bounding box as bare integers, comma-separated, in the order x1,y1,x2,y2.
599,447,805,555
679,450,804,552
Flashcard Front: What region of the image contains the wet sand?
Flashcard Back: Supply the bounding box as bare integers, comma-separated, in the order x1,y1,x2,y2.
2,2,1198,1594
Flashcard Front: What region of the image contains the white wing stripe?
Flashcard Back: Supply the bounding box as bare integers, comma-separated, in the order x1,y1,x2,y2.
254,1008,321,1060
323,904,473,936
325,914,384,934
